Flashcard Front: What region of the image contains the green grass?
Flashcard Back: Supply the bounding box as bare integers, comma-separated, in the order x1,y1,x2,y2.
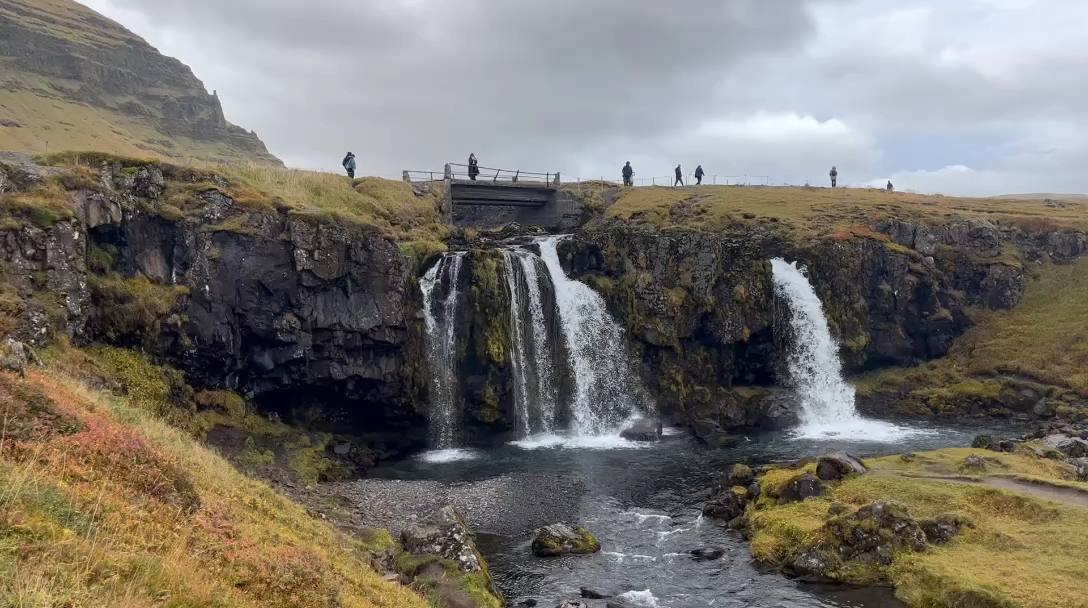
748,448,1088,608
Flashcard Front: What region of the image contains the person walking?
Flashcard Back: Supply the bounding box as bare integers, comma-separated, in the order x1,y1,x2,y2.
342,152,356,179
622,161,634,187
674,164,684,187
694,165,705,185
886,180,894,192
468,153,480,181
829,166,838,188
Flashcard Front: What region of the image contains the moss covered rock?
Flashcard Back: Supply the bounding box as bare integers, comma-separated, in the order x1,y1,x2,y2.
399,505,503,608
531,523,601,557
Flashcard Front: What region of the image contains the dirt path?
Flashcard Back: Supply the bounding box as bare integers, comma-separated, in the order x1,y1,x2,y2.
875,470,1088,508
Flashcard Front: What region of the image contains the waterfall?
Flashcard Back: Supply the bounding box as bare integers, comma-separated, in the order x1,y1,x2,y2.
539,236,645,435
503,250,560,436
771,258,920,440
420,253,466,449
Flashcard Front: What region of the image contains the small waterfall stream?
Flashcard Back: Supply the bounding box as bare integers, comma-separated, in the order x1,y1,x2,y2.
420,253,466,450
771,258,921,440
539,236,646,435
503,250,560,436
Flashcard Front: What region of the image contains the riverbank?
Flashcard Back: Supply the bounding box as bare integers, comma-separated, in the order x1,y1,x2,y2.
739,445,1088,608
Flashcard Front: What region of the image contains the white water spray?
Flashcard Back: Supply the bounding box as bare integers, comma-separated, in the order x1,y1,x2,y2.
539,236,646,435
503,250,560,437
771,258,925,441
420,253,465,449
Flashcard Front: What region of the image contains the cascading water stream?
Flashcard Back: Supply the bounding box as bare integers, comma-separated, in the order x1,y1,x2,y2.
538,236,647,436
771,258,924,441
420,253,466,451
503,250,560,436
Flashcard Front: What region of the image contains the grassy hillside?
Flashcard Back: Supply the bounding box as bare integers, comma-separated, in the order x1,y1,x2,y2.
0,0,280,164
599,184,1088,236
0,362,430,607
748,449,1088,608
857,258,1088,418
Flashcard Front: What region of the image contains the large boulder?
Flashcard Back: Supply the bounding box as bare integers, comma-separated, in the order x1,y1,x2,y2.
399,506,503,607
1043,434,1088,458
0,337,33,375
815,452,867,481
722,463,754,488
691,419,738,448
778,474,827,504
400,506,484,573
825,501,927,565
620,418,662,442
531,524,601,557
703,487,749,521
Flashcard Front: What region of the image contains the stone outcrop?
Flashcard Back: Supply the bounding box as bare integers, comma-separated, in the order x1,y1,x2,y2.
815,452,867,481
398,506,503,608
531,523,601,557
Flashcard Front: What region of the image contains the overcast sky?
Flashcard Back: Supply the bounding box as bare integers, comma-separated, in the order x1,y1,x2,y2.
81,0,1088,196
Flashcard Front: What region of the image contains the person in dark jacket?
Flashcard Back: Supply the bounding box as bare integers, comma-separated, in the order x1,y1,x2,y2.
622,161,634,187
694,165,705,185
468,153,479,181
830,166,838,188
886,180,894,192
342,152,356,179
674,165,684,187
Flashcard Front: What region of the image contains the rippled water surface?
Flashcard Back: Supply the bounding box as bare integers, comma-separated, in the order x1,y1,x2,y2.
371,422,1020,608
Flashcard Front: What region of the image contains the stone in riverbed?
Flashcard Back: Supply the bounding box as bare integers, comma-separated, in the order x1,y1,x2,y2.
531,524,601,557
723,463,754,487
580,587,612,599
777,474,826,504
691,419,738,448
703,486,749,521
620,418,662,442
815,451,867,481
690,546,726,561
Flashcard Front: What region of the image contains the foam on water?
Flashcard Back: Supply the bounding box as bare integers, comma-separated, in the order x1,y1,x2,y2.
618,590,664,607
416,448,480,463
510,432,651,451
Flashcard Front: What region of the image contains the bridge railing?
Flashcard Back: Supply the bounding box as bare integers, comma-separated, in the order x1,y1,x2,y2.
403,164,560,185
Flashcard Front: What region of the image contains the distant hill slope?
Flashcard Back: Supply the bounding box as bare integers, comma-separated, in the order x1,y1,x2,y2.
0,0,281,164
992,193,1088,200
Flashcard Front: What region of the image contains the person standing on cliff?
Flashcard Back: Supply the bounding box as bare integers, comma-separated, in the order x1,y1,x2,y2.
674,164,684,187
829,166,838,188
342,152,356,179
695,165,705,185
622,161,634,187
887,180,894,192
468,153,480,181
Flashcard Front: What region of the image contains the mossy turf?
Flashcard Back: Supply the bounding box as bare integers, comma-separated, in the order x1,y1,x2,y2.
747,448,1088,608
0,367,429,607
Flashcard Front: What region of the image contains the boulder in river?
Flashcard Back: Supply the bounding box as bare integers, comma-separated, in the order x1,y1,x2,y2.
816,452,867,481
532,523,601,557
690,546,726,561
703,486,749,521
691,419,738,448
580,587,612,599
620,418,662,442
778,474,826,504
723,463,754,487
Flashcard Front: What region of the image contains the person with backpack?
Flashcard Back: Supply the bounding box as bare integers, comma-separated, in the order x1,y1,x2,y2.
829,166,838,188
674,164,684,187
695,165,705,185
622,161,634,187
468,153,480,181
342,152,356,179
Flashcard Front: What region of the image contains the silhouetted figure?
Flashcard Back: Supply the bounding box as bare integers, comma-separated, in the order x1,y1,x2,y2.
674,165,684,187
695,165,705,185
886,180,894,192
622,162,634,187
468,153,479,181
342,152,356,179
829,166,838,188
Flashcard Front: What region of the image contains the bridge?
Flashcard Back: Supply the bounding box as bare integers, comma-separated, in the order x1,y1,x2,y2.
403,163,586,232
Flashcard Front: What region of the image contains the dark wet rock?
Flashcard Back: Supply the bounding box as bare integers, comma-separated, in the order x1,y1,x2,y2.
531,523,601,557
400,506,483,573
789,548,836,579
727,515,747,531
919,514,973,545
778,474,826,504
723,463,754,487
756,393,802,429
691,419,737,448
972,435,1001,451
690,546,726,561
747,481,761,499
1043,434,1088,458
816,451,867,481
703,487,749,521
520,600,537,607
620,418,662,442
580,587,612,599
605,603,627,608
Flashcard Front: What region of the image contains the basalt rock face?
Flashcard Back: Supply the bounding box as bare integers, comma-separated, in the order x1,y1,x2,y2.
555,224,986,426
